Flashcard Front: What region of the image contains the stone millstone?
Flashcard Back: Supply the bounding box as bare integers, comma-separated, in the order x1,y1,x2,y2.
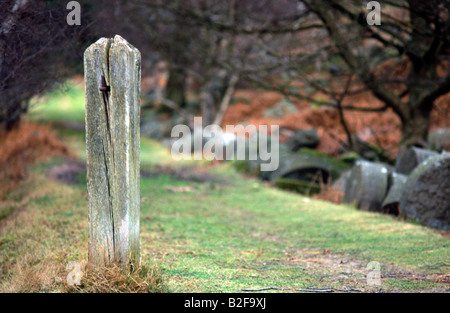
286,128,321,152
399,153,450,230
395,147,439,175
344,161,389,212
428,128,450,151
269,152,331,183
381,172,408,215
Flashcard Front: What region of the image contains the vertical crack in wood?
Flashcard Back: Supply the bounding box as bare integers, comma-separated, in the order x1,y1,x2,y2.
102,42,116,265
100,73,112,144
102,140,114,262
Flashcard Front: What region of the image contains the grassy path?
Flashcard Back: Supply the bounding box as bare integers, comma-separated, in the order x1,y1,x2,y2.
1,130,448,292
0,81,448,292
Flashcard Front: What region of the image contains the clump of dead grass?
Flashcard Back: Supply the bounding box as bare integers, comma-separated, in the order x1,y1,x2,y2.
65,263,169,293
2,253,168,293
0,250,68,292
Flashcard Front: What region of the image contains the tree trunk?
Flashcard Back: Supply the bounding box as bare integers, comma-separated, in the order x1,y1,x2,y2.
398,0,439,151
166,66,187,109
399,106,432,150
1,99,23,132
5,109,21,131
200,83,217,127
213,73,238,126
199,71,230,127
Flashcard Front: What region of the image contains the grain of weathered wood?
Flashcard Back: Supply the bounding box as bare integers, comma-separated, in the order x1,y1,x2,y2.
84,35,141,268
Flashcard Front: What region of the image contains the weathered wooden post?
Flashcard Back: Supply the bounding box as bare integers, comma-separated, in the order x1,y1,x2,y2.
84,35,141,268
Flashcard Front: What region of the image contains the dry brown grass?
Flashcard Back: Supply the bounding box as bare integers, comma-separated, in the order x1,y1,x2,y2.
0,252,67,292
65,263,169,293
2,253,168,293
0,173,82,292
0,170,168,293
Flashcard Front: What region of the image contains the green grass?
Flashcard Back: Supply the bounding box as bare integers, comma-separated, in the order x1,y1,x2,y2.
138,164,449,292
0,80,449,293
29,80,86,123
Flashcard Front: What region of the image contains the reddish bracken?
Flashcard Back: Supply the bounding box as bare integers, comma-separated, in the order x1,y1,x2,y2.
222,90,450,158
0,121,69,197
